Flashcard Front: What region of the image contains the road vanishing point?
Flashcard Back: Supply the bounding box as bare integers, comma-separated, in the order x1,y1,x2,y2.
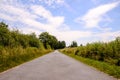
0,51,117,80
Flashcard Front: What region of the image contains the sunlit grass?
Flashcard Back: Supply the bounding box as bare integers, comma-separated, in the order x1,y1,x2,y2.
0,47,51,72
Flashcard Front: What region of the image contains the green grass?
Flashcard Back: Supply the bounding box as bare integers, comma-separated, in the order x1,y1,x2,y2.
0,47,52,73
60,49,120,79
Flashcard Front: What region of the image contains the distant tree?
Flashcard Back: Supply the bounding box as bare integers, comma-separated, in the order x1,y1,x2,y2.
48,35,58,49
80,44,83,46
0,22,8,28
39,32,49,49
0,22,10,46
70,41,78,47
58,41,66,49
39,32,58,49
28,33,40,48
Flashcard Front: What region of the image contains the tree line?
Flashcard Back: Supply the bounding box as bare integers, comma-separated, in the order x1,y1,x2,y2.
39,32,66,49
0,22,66,49
0,21,66,72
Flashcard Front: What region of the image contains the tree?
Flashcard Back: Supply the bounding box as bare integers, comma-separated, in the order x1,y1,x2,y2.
28,33,40,48
57,41,66,49
0,22,47,49
0,22,10,46
10,30,21,47
0,22,8,28
48,35,58,49
39,32,58,49
39,32,49,49
70,41,78,47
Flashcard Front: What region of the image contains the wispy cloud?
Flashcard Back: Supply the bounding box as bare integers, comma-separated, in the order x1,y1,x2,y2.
74,1,120,44
31,5,64,28
0,1,64,30
0,0,120,45
94,31,120,42
0,13,15,21
51,30,92,44
0,0,92,45
38,0,73,12
75,1,120,28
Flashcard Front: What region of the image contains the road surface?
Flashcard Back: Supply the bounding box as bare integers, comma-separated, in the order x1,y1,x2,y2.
0,51,117,80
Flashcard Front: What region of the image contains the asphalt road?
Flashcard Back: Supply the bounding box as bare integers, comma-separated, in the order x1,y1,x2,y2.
0,51,117,80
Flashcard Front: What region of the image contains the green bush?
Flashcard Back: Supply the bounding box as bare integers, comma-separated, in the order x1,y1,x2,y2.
75,38,120,66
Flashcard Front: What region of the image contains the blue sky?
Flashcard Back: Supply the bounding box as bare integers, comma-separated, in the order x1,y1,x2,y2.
0,0,120,45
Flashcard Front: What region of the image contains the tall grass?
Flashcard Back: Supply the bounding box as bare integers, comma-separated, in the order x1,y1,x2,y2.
60,48,120,79
0,46,51,72
75,40,120,66
0,22,55,73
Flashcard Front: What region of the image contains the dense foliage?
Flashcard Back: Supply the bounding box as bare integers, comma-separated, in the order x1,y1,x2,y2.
0,22,43,48
75,38,120,66
70,41,78,47
0,22,66,49
0,22,65,72
39,32,66,49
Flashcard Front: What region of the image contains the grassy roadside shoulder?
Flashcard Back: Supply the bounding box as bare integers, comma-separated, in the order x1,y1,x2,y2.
60,49,120,79
0,47,52,73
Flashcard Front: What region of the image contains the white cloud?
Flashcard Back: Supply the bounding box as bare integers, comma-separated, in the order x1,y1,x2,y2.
74,1,120,45
31,5,52,19
0,13,15,21
20,27,42,35
94,31,120,42
75,1,120,28
31,5,64,29
75,30,120,45
0,4,37,21
0,1,69,43
0,2,64,30
0,0,120,46
57,31,92,41
38,0,73,12
47,30,92,46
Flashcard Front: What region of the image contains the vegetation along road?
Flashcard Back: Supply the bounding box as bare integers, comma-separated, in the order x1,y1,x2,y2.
0,51,117,80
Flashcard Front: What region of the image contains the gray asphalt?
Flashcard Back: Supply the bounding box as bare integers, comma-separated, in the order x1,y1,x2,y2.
0,51,117,80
